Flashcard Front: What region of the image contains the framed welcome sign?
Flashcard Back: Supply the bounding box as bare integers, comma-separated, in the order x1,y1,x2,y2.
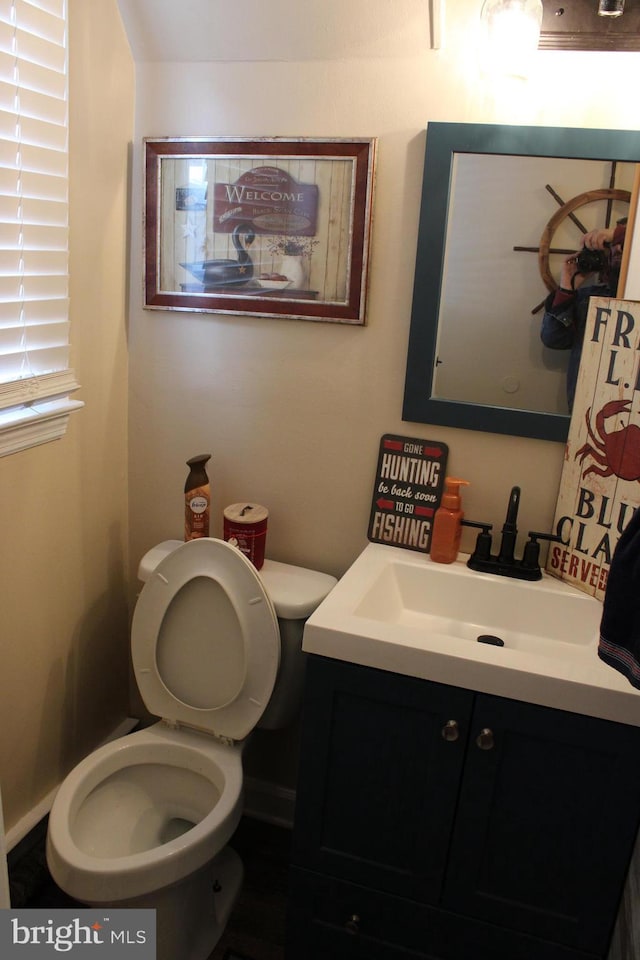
144,137,377,324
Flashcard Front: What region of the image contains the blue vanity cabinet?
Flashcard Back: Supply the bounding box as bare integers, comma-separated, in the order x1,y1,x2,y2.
291,652,473,903
286,655,640,960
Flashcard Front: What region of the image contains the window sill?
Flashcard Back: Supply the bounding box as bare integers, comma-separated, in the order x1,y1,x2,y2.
0,397,84,458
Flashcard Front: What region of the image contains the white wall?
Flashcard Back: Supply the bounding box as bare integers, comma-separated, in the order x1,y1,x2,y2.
1,0,637,843
126,2,640,587
122,7,640,794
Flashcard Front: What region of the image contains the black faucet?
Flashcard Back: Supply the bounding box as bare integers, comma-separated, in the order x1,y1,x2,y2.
498,485,520,564
464,486,562,581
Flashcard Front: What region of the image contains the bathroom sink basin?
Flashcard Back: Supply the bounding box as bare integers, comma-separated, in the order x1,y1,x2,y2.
302,543,640,726
353,555,596,653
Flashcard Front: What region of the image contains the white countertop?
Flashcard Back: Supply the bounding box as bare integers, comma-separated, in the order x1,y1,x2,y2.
302,542,640,728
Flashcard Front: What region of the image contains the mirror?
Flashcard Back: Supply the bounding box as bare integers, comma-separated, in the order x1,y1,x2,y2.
402,123,640,442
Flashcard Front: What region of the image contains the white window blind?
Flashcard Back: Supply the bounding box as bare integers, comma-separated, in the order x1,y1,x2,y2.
0,0,81,457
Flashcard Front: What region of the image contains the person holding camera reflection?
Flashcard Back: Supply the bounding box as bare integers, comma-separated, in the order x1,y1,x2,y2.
540,218,626,411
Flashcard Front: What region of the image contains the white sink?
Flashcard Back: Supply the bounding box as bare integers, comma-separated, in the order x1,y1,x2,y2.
354,556,596,653
303,542,640,726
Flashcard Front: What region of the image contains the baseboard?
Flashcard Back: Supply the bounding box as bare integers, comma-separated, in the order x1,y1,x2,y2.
243,776,296,830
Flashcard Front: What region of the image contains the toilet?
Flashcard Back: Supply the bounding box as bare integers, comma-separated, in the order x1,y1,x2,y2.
46,537,336,960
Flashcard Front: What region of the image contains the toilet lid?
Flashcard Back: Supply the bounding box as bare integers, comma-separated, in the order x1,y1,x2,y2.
131,538,280,741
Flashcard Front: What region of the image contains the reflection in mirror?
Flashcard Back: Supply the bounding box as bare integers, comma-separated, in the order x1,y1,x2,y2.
436,155,633,414
403,123,640,442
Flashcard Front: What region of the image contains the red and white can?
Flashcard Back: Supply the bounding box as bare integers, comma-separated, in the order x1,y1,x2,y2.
223,502,269,570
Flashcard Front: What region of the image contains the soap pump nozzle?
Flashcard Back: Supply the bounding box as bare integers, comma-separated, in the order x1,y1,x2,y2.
440,477,470,510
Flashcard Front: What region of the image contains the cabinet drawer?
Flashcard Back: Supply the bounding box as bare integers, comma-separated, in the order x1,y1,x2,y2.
286,867,443,960
286,868,600,960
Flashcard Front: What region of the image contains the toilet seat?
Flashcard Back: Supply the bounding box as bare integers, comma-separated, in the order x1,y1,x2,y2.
132,538,280,741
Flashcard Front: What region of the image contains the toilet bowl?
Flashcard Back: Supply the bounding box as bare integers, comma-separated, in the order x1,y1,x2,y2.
46,537,336,960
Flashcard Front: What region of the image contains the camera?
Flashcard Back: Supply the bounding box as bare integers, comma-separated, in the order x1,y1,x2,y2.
575,247,607,274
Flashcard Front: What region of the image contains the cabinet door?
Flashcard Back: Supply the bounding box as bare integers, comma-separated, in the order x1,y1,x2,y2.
292,656,473,902
443,693,640,955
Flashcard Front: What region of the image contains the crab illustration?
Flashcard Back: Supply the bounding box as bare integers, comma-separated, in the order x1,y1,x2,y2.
575,399,640,481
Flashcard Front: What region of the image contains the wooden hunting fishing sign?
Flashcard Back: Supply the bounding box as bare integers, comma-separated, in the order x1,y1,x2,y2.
368,434,449,553
547,297,640,601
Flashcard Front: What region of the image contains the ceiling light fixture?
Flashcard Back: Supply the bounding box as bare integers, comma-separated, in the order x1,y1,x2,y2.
539,0,640,49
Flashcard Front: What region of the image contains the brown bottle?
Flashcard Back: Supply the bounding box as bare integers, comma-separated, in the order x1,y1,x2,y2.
184,454,211,541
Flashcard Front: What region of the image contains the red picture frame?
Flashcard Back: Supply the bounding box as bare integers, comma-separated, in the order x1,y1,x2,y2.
144,137,376,324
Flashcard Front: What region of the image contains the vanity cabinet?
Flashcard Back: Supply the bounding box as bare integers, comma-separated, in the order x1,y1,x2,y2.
287,655,640,960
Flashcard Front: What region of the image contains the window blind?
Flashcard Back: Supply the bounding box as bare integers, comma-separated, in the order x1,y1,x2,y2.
0,0,81,456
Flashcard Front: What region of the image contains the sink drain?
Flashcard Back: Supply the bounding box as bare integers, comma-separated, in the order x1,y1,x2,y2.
477,634,505,647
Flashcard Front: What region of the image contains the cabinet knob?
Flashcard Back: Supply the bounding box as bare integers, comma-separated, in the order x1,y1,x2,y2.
344,914,360,934
441,719,460,742
476,727,495,750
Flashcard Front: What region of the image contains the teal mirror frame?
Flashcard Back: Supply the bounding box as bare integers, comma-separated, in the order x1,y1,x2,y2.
402,122,640,443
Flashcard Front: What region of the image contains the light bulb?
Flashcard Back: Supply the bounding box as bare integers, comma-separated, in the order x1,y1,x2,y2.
480,0,543,79
598,0,625,16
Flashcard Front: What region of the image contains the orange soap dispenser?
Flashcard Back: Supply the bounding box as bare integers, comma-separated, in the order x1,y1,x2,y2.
430,477,470,564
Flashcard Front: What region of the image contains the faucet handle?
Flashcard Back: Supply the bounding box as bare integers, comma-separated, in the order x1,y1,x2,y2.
522,530,564,572
462,520,493,562
527,530,564,544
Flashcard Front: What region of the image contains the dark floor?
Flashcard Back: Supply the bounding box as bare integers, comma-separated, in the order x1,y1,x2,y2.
208,818,290,960
10,815,640,960
11,816,291,960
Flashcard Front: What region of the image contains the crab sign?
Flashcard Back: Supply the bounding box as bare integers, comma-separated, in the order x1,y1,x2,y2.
575,399,640,482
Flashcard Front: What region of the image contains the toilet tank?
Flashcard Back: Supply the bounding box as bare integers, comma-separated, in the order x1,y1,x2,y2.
258,557,336,728
137,540,337,730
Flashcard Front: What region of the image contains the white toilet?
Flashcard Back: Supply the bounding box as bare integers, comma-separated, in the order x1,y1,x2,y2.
46,537,336,960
